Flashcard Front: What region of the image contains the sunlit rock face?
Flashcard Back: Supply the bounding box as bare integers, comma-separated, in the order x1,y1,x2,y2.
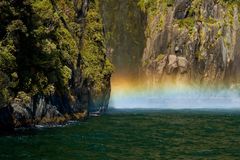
103,0,240,110
142,0,240,87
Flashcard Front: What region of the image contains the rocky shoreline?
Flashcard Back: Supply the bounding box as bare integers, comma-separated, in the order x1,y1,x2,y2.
0,0,112,130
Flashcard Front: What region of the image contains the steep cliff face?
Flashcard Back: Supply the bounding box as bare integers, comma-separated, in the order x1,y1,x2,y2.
0,0,112,129
100,0,146,78
140,0,240,87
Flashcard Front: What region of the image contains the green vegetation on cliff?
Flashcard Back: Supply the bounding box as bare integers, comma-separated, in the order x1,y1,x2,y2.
82,0,113,93
0,0,112,108
140,0,240,86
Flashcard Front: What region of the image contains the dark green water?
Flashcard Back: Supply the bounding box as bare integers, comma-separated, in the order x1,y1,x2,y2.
1,110,240,160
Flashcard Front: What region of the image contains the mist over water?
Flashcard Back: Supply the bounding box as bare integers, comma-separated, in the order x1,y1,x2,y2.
109,81,240,109
101,0,240,111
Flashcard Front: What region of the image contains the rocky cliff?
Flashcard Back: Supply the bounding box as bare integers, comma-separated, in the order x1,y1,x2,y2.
100,0,146,78
140,0,240,87
0,0,112,129
2,0,240,129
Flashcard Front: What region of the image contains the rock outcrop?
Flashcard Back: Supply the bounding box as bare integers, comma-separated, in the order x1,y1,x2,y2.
141,0,240,87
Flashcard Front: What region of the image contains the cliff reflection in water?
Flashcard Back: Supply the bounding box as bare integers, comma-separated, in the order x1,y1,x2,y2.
110,76,240,109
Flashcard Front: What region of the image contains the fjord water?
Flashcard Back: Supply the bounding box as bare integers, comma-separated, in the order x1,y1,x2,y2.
1,110,240,159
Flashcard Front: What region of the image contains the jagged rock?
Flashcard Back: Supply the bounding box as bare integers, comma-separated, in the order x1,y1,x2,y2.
1,97,32,128
156,56,168,75
156,55,189,76
34,95,62,120
142,0,240,87
174,0,191,19
178,57,189,74
166,55,178,74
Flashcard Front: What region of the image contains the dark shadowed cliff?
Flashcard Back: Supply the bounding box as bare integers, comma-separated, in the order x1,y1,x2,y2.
0,0,113,129
100,0,146,78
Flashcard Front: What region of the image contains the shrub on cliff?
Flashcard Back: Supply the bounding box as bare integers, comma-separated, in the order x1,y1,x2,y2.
0,0,113,108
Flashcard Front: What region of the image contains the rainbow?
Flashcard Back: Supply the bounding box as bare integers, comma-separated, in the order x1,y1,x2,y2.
109,75,240,109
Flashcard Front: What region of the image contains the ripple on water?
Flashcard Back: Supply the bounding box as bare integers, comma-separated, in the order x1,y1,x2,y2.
1,111,240,159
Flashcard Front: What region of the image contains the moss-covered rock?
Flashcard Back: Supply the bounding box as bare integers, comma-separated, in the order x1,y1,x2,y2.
141,0,240,87
0,0,112,128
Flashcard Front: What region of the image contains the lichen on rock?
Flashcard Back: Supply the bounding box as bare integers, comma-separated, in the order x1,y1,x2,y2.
141,0,240,87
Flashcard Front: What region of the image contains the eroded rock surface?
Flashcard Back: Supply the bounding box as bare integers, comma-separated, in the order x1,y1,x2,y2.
142,0,240,87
